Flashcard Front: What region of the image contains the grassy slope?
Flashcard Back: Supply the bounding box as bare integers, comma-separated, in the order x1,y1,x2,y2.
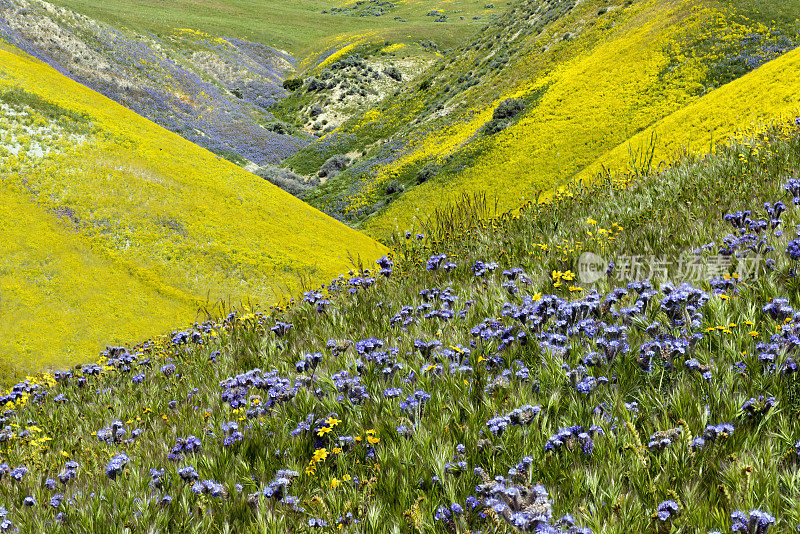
370,30,800,236
286,0,796,238
47,0,489,57
574,44,800,184
359,0,800,237
0,43,386,375
2,119,800,532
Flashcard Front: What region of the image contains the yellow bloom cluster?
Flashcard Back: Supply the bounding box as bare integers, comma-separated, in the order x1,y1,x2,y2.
361,0,800,238
0,44,387,374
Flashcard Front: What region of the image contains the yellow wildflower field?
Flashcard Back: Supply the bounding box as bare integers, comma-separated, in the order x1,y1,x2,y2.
0,44,386,375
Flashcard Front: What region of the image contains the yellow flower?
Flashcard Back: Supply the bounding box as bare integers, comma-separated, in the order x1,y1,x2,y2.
330,478,340,489
367,435,380,445
586,218,597,225
325,417,341,427
332,447,342,454
568,285,583,292
365,429,376,435
342,474,352,482
749,331,759,338
317,426,333,437
312,448,329,462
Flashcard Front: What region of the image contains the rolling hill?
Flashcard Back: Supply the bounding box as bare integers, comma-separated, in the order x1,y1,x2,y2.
1,0,494,190
4,0,800,531
289,0,800,237
45,0,491,58
1,105,800,533
0,42,386,377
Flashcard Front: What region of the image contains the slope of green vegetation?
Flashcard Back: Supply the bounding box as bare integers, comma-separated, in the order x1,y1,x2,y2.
289,0,800,237
2,116,800,532
0,43,386,376
47,0,491,57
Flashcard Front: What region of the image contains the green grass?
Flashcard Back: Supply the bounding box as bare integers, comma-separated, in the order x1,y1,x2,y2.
723,0,800,31
47,0,492,58
2,118,800,532
0,87,92,127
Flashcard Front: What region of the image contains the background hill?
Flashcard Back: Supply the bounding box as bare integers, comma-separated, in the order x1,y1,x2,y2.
0,0,493,188
7,0,797,219
287,0,800,236
0,42,386,376
0,0,311,173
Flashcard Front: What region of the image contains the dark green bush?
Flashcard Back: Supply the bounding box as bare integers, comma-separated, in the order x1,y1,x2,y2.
318,154,351,178
306,77,326,91
385,180,404,194
331,54,367,70
264,121,290,134
492,98,524,120
416,162,440,183
256,166,311,197
282,78,303,91
483,97,526,134
384,66,403,82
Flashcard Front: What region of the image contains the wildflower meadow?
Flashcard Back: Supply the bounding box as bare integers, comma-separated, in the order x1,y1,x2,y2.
3,118,800,532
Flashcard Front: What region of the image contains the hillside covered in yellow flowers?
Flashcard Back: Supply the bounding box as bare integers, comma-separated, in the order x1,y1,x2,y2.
0,42,386,376
296,0,800,237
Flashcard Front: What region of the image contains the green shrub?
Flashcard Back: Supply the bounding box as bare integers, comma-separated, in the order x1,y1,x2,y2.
416,162,440,183
492,98,525,120
282,78,303,91
318,154,350,178
482,97,525,134
384,66,403,82
256,166,311,197
306,77,326,91
264,120,291,134
385,180,404,194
